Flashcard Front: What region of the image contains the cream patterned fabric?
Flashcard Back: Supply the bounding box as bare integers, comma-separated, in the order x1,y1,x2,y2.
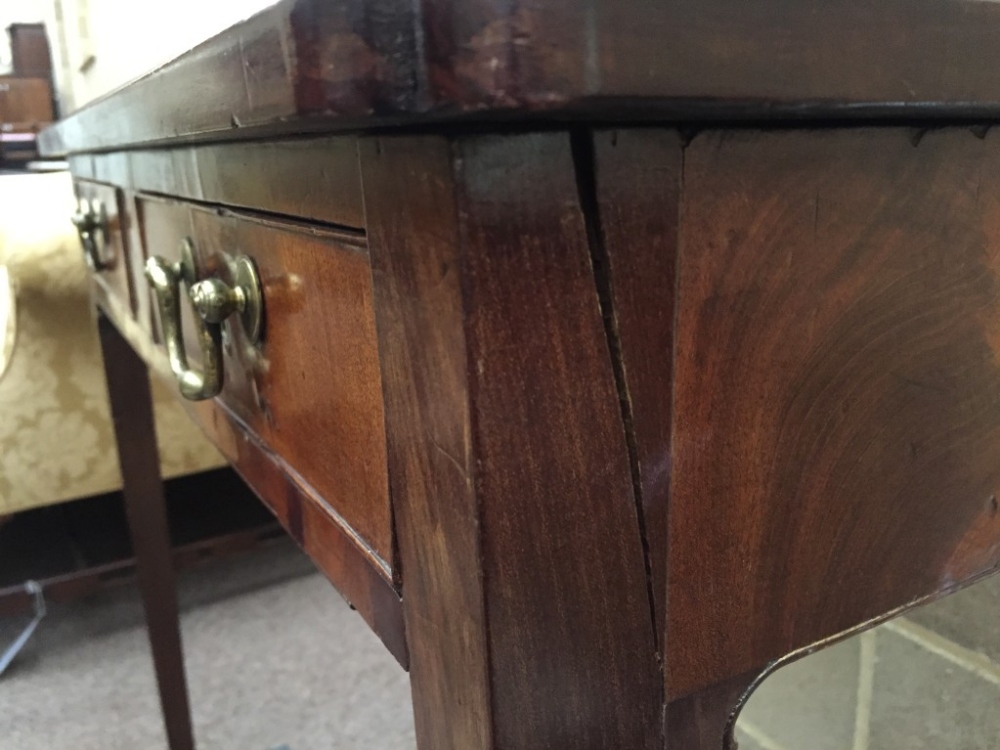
0,171,224,515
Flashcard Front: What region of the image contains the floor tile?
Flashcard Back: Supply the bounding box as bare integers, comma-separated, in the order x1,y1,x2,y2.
906,574,1000,663
869,627,1000,750
736,636,858,750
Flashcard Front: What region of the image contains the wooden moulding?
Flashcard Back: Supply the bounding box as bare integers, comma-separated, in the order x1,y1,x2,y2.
40,0,1000,155
70,137,365,230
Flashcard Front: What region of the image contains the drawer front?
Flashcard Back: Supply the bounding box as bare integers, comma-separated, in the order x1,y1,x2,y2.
73,180,133,318
139,197,392,567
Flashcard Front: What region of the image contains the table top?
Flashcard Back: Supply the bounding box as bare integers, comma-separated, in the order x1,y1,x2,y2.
41,0,1000,156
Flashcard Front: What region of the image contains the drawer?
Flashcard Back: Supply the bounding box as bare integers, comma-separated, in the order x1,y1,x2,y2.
73,180,133,318
138,198,393,568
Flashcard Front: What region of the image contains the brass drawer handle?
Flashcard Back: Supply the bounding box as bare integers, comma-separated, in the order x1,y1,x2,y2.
145,238,263,401
71,198,110,270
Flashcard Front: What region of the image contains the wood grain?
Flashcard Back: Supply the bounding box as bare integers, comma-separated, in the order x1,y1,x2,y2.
669,127,1000,700
591,128,683,652
193,210,391,571
362,135,491,750
110,138,363,229
138,196,393,572
461,132,662,750
40,0,1000,154
364,131,662,749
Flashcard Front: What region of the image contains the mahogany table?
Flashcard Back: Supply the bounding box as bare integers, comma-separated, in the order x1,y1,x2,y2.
40,1,1000,747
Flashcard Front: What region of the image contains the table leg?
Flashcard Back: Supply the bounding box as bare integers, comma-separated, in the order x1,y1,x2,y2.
363,133,664,748
98,315,196,750
664,675,762,750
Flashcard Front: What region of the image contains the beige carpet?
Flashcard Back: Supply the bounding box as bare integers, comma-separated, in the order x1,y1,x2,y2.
0,540,416,750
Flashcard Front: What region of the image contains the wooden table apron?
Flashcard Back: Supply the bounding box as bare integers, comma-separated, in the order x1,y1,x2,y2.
41,1,1000,749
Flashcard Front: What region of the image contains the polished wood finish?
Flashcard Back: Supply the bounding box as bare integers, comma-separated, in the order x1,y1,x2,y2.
139,196,393,570
669,127,1000,700
98,317,194,750
363,132,662,750
49,2,1000,745
72,138,364,230
590,128,682,650
362,135,492,750
39,0,1000,155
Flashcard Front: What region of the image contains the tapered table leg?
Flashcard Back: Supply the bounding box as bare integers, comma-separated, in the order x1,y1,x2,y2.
98,315,195,750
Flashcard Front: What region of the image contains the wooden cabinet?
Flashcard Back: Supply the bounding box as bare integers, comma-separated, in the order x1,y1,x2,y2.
0,77,52,130
41,1,1000,749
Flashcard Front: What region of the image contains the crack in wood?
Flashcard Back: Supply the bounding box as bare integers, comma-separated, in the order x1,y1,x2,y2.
569,127,661,656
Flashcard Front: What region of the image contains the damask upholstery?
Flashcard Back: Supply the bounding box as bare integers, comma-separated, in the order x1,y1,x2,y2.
0,171,225,516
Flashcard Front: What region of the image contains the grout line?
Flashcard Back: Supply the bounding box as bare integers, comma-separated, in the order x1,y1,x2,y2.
737,720,787,750
852,629,876,750
885,618,1000,687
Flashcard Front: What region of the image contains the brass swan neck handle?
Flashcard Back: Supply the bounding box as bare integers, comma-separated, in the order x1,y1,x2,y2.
72,198,110,271
145,238,262,401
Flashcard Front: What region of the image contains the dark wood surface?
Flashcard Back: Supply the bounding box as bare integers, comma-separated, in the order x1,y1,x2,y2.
364,132,662,749
361,135,493,749
668,127,1000,701
98,317,195,750
57,4,1000,739
137,196,393,570
665,672,758,750
72,137,364,230
590,128,682,652
40,0,1000,155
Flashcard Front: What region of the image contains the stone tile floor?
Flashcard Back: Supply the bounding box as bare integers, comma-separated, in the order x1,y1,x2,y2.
737,576,1000,750
3,534,1000,749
